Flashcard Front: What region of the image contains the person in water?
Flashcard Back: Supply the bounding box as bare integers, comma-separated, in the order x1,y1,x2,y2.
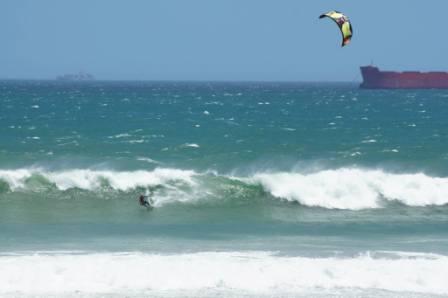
139,194,151,208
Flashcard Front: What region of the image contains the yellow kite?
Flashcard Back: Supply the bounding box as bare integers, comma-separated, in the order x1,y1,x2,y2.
319,11,353,47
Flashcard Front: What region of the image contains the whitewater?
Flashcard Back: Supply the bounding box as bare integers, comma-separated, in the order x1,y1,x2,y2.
1,167,448,209
1,251,448,297
1,80,448,297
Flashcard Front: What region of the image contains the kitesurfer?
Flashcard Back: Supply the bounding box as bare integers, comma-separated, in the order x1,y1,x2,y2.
139,194,152,208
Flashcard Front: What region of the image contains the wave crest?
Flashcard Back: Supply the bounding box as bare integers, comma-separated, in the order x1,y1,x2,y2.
1,167,448,210
251,169,448,210
0,168,196,192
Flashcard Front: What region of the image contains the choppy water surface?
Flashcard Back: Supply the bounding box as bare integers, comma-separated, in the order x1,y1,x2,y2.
1,81,448,297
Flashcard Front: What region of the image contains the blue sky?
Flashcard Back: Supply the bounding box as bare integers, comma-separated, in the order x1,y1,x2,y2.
1,0,448,81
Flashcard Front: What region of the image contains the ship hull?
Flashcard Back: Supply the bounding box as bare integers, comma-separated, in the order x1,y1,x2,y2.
360,66,448,89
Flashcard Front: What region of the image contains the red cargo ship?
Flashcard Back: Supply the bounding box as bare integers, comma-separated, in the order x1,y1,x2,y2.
360,66,448,89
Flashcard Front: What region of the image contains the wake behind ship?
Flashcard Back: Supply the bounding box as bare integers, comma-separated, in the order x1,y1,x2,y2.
360,65,448,89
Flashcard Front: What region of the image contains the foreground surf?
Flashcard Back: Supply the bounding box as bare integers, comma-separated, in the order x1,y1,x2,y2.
0,251,447,296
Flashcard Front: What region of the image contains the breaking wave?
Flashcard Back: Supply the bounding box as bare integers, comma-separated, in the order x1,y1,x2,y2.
250,168,448,210
0,168,196,192
0,251,447,296
1,167,448,210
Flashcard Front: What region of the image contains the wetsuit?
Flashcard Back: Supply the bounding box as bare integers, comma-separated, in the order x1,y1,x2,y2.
139,195,151,207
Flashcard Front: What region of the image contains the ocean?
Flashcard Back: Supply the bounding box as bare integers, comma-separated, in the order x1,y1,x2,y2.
1,80,448,297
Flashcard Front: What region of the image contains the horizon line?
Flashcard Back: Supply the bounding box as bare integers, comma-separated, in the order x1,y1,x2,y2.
0,78,361,84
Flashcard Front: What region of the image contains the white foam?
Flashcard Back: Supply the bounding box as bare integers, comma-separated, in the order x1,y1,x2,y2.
382,149,399,153
0,169,34,190
362,139,377,144
281,127,296,131
0,168,196,192
350,152,362,156
136,157,161,165
0,251,447,295
182,143,200,148
108,133,131,139
249,169,448,210
128,139,145,144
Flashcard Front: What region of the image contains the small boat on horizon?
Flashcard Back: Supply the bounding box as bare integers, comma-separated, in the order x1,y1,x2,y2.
56,71,95,81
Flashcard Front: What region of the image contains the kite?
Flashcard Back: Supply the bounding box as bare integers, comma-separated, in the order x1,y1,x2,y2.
319,11,353,47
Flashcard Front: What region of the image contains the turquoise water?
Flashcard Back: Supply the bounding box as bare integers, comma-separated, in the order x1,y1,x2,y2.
1,80,448,297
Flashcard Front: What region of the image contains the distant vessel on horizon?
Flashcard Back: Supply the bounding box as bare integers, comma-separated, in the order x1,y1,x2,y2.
360,65,448,89
57,72,94,81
